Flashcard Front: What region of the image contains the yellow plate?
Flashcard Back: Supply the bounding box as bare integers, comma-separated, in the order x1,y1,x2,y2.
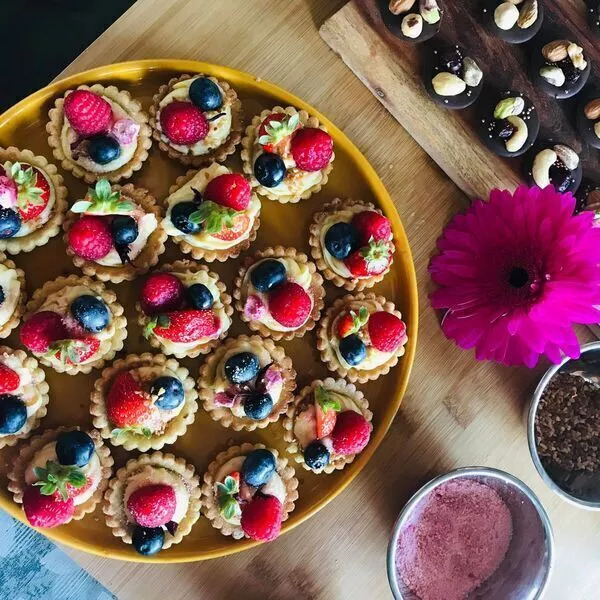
0,59,418,562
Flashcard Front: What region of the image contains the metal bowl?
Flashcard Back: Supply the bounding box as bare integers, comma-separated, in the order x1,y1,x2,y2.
387,467,553,600
527,341,600,509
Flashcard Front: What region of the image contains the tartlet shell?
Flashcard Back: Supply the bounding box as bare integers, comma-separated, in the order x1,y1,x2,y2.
200,443,299,539
90,352,199,451
241,106,335,204
149,74,243,167
0,147,68,255
0,253,26,338
197,334,296,431
233,246,325,340
46,84,152,184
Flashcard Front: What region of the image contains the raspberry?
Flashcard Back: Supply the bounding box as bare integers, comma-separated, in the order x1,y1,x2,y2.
0,363,20,393
268,282,312,328
20,311,67,353
330,410,371,455
68,216,113,261
290,128,333,172
160,101,209,145
127,484,176,528
241,494,283,542
23,485,74,528
368,311,407,352
352,211,392,246
63,90,112,136
140,273,185,315
204,173,251,211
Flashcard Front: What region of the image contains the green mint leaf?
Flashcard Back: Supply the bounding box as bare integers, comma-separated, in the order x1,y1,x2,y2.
67,471,87,488
358,306,370,325
223,475,239,495
70,200,93,213
189,201,235,234
216,482,230,499
94,179,112,201
218,495,241,522
144,317,158,339
315,386,342,413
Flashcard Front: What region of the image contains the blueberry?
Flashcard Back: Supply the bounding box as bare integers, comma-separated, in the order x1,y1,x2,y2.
110,215,138,246
303,441,330,471
70,295,110,333
189,77,223,111
254,153,286,187
0,208,21,239
241,448,276,487
0,394,27,434
243,392,273,420
132,525,164,556
324,222,359,259
0,285,5,305
250,259,286,293
339,334,367,366
170,201,202,234
224,352,260,384
186,283,214,310
88,135,121,165
56,430,95,467
150,376,185,410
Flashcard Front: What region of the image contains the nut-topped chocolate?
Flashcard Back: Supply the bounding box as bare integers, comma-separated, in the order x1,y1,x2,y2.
380,0,443,42
526,142,582,194
482,0,543,44
576,90,600,150
575,178,600,219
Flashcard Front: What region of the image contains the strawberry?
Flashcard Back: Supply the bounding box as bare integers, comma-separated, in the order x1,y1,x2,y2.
290,127,333,172
0,363,20,393
352,211,392,246
367,311,407,352
204,173,251,211
46,338,101,366
68,215,113,261
257,112,301,155
5,163,51,221
268,282,312,328
293,404,317,448
127,484,176,528
344,240,392,277
330,410,371,455
106,371,158,434
23,485,74,528
63,89,112,136
314,385,341,439
160,101,209,145
241,494,283,542
66,476,93,500
32,459,88,501
212,213,251,242
140,272,185,315
336,306,369,338
20,311,67,354
147,310,220,343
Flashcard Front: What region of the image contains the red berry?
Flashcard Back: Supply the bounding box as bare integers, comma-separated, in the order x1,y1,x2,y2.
257,113,301,155
344,240,392,278
336,313,356,339
315,402,337,439
368,311,407,352
211,213,251,242
152,310,220,343
160,101,208,145
23,485,74,528
68,216,113,261
106,371,157,429
204,173,251,211
241,494,283,542
63,90,112,136
140,273,185,315
127,484,176,528
20,311,67,353
12,164,51,221
351,211,391,246
0,363,20,393
268,282,312,328
290,128,333,172
330,410,371,455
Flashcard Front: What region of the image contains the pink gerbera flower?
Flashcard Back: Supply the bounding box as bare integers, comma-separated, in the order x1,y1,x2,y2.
429,186,600,367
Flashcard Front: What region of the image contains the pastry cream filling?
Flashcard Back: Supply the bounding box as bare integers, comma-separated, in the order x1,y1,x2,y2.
241,258,313,332
61,98,139,173
163,163,260,250
123,467,190,524
24,441,102,505
0,267,20,326
157,78,233,155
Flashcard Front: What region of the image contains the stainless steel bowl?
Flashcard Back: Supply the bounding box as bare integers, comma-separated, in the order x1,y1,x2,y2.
527,340,600,509
387,467,553,600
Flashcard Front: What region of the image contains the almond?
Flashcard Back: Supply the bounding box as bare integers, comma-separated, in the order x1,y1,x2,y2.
388,0,415,14
517,0,538,29
542,40,570,63
584,99,600,121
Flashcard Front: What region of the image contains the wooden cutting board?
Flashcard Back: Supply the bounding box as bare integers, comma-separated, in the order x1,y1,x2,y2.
320,0,600,200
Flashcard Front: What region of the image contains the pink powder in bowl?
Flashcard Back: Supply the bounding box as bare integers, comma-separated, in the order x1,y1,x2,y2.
396,479,513,600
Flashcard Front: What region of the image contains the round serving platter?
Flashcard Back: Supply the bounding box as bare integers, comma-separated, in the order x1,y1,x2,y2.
0,59,418,562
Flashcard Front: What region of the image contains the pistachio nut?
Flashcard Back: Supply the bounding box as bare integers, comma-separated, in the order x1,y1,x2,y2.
595,122,600,140
505,116,528,153
401,13,423,38
389,0,416,15
517,0,538,29
462,57,483,87
584,99,600,120
553,144,579,170
494,2,519,30
419,0,441,24
493,97,525,119
539,66,565,87
542,40,569,63
567,43,587,71
432,72,467,96
532,149,558,188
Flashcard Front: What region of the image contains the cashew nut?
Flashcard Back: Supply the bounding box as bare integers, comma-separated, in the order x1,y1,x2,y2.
532,149,557,188
505,116,528,153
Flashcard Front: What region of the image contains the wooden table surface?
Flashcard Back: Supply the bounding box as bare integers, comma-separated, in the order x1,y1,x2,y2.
51,1,599,598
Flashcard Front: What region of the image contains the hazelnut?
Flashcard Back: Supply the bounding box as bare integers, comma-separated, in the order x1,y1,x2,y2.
584,100,600,121
389,0,416,15
432,72,467,96
401,13,423,37
542,40,570,63
494,2,519,30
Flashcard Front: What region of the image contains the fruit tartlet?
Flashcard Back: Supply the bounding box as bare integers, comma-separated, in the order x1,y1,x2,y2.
47,84,152,183
234,247,325,340
283,378,373,474
64,179,166,283
90,353,198,451
162,163,260,262
149,74,243,167
0,347,49,449
241,106,334,204
104,451,201,556
317,293,408,382
0,253,26,338
137,262,232,359
198,334,296,430
7,427,113,528
0,147,68,254
201,443,298,542
309,198,395,290
20,275,127,375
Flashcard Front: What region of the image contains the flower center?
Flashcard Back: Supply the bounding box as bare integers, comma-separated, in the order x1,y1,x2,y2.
508,267,529,289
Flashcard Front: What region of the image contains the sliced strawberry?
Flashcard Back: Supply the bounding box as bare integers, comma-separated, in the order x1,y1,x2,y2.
336,307,369,339
9,163,51,221
149,310,220,343
344,240,392,278
212,213,251,242
0,363,20,393
257,112,301,155
315,402,337,439
46,338,101,366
